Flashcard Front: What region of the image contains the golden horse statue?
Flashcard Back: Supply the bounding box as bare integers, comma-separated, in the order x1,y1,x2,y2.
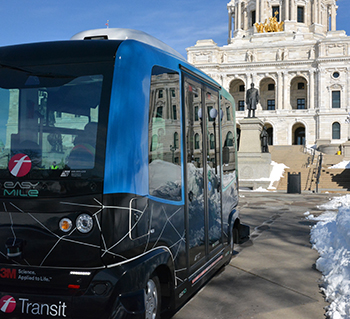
255,11,284,33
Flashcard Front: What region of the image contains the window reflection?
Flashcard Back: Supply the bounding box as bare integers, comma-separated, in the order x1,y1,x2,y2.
148,66,181,201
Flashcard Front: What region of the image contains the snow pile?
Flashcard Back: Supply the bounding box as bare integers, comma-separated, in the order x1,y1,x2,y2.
309,195,350,318
252,186,269,192
329,161,350,169
318,194,350,210
240,161,288,192
267,161,289,190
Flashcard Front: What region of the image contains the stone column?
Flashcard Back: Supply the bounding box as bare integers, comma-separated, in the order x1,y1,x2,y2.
285,0,290,21
316,68,322,110
307,1,311,25
315,109,320,140
331,3,336,31
309,70,315,109
234,3,238,30
283,71,289,109
277,72,283,110
228,4,234,42
290,0,295,21
256,0,260,23
228,11,232,41
243,7,248,30
347,67,350,112
318,0,321,25
237,1,242,30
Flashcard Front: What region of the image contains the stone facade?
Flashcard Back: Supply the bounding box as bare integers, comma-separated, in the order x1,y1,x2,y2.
187,0,350,152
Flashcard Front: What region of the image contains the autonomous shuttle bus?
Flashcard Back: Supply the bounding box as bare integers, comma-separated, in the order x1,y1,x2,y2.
0,29,249,319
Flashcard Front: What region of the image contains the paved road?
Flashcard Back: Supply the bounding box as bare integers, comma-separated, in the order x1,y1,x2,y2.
173,191,334,319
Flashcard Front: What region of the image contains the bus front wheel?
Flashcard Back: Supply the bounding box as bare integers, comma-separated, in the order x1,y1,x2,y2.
145,274,161,319
231,227,239,253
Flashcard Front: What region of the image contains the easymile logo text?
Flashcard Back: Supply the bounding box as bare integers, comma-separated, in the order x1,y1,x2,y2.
3,181,40,197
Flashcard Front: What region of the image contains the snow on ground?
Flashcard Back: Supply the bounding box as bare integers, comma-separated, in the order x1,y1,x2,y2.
329,161,350,169
308,194,350,318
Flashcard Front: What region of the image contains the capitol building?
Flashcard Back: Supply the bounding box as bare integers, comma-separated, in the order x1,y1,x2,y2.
187,0,350,152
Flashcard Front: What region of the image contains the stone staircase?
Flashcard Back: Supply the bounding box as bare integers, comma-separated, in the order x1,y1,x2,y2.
269,145,350,193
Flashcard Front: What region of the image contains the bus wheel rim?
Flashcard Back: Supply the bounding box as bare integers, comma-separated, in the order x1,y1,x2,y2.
145,278,158,319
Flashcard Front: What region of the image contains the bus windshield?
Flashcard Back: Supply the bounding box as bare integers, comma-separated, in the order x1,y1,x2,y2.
0,64,108,179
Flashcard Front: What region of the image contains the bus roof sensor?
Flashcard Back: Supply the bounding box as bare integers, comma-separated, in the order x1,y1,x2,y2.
71,28,185,60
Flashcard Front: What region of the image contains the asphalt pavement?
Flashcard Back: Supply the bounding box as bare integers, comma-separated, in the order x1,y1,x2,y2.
173,191,334,319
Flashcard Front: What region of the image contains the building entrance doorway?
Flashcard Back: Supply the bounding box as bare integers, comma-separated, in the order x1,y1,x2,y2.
293,124,305,145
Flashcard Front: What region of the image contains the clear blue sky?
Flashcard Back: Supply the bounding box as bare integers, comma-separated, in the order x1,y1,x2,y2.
0,0,349,58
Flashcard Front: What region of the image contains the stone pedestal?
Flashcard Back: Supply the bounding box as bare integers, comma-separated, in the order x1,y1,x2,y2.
237,117,272,189
342,141,350,160
238,118,263,153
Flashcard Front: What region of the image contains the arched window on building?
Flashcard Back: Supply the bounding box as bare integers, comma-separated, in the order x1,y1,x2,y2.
174,132,179,149
260,78,276,110
150,134,158,151
293,126,305,145
291,76,308,110
332,122,341,139
225,131,234,147
173,105,177,120
265,126,273,145
229,79,245,112
194,105,199,121
210,133,215,149
226,106,231,121
194,133,200,149
156,106,163,118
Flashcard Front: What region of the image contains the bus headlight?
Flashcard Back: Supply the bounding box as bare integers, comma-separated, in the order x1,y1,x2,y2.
59,218,73,233
76,214,93,233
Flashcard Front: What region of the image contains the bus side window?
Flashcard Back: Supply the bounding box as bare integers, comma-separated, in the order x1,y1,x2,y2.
221,96,237,185
148,66,182,201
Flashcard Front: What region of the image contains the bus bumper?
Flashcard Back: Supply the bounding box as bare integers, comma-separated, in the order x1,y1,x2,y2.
0,288,146,319
0,270,147,319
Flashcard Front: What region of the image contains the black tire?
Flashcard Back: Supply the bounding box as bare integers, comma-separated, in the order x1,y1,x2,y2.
231,227,239,253
230,230,234,253
145,275,161,319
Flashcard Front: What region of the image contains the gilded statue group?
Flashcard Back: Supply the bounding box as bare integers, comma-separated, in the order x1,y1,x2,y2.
255,11,284,33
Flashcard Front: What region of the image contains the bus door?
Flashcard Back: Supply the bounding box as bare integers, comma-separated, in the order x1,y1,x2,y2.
205,88,222,254
184,75,222,269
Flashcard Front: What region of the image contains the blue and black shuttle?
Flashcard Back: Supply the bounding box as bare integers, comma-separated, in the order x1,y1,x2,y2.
0,28,249,319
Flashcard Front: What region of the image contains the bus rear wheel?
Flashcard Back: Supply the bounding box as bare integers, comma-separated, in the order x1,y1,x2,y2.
145,275,161,319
